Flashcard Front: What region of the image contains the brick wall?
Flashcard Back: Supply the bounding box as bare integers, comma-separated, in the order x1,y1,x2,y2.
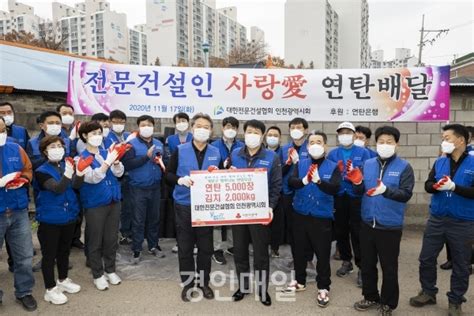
2,86,473,224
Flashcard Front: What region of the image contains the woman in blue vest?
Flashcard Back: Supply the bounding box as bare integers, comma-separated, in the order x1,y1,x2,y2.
351,126,414,315
35,135,86,305
165,113,221,302
230,119,282,307
284,131,341,308
76,121,124,291
410,124,474,316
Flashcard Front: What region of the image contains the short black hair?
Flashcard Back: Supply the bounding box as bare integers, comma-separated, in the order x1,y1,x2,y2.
173,112,190,124
191,113,213,128
56,103,74,113
137,115,155,126
109,110,127,121
78,121,103,143
375,126,400,143
91,113,109,122
442,124,469,144
222,116,239,129
307,130,328,143
289,117,308,129
244,119,266,134
38,111,61,124
39,135,65,158
355,125,372,139
0,102,14,111
465,125,474,138
266,126,281,136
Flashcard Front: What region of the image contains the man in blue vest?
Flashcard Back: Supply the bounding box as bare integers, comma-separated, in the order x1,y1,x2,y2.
352,126,414,315
210,116,244,265
230,119,282,307
327,121,370,286
409,124,474,316
0,116,37,311
166,112,193,160
165,113,221,302
123,115,165,263
355,125,378,158
285,131,341,308
466,125,474,156
0,102,29,149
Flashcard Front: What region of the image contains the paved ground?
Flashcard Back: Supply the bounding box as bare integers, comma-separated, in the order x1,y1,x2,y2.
0,228,473,315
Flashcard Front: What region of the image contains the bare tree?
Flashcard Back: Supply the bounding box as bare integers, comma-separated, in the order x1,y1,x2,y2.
3,30,37,45
228,41,268,65
209,56,229,68
37,21,69,50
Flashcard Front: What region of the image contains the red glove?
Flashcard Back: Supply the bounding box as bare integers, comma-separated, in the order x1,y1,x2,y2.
6,177,29,190
307,164,318,182
207,165,219,172
346,159,354,173
77,156,94,172
65,157,75,166
366,179,387,196
154,152,166,172
337,160,344,173
286,148,299,165
346,168,363,185
433,175,449,190
115,143,132,161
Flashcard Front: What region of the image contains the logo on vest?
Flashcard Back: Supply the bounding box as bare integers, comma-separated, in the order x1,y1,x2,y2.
208,156,219,161
8,157,20,163
258,160,270,166
388,171,400,177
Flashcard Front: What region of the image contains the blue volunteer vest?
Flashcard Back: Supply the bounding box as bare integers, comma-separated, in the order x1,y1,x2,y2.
0,143,29,213
128,137,164,187
361,157,409,227
173,142,221,206
35,162,79,224
281,140,309,195
211,138,244,162
430,155,474,221
231,146,277,191
11,124,28,149
78,149,121,209
104,131,131,149
167,132,193,155
293,158,337,219
327,145,370,197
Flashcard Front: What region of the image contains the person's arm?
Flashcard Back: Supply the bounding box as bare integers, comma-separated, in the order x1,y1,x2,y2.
19,147,33,182
453,183,474,199
35,170,71,194
382,164,415,203
72,174,84,190
424,163,438,194
165,149,180,186
268,155,282,209
318,167,341,195
122,147,149,171
288,162,305,189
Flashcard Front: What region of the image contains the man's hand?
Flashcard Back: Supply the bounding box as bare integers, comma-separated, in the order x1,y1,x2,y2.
177,176,194,187
302,164,320,185
5,177,29,190
367,179,387,196
147,145,156,159
346,167,363,185
69,121,81,141
125,131,138,143
207,165,219,172
285,148,299,165
337,160,344,173
0,171,21,188
154,152,166,172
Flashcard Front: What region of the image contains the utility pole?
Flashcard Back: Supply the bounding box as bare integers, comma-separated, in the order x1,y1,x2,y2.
417,14,449,66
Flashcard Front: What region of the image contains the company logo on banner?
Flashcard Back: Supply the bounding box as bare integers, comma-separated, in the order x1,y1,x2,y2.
67,61,450,122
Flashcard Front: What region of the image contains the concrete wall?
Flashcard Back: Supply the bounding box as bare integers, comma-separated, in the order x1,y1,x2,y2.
2,86,473,224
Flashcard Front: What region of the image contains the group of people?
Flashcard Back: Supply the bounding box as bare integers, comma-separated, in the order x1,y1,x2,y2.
0,100,473,316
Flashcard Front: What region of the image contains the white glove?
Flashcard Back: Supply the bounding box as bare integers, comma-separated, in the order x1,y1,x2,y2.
64,160,75,179
104,150,119,166
289,148,299,164
177,176,194,187
125,131,138,143
367,180,387,196
0,172,21,188
76,166,92,177
435,176,456,191
302,165,320,185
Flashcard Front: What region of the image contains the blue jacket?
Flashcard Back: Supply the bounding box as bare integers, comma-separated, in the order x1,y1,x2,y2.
104,131,131,149
0,143,29,213
211,138,244,162
78,149,121,209
361,157,410,227
430,155,474,221
173,142,221,206
10,124,28,149
293,158,337,219
281,141,309,195
327,145,370,197
28,131,71,170
35,162,80,224
127,137,164,187
167,133,193,155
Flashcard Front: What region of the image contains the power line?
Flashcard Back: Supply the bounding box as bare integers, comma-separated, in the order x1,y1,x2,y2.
417,14,449,66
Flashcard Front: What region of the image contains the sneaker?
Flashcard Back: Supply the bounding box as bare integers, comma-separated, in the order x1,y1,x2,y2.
357,270,363,288
32,259,42,272
148,247,166,258
317,289,330,308
225,247,234,256
409,290,436,307
93,275,109,291
448,302,462,316
44,287,68,305
282,280,306,293
119,236,132,245
132,251,141,264
57,278,81,294
172,245,178,253
16,294,37,311
336,261,353,277
270,249,280,258
378,304,393,316
105,272,122,285
193,246,198,255
197,285,215,299
354,299,380,311
212,250,226,265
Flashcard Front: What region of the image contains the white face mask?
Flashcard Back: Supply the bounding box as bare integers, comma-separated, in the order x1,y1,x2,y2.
139,126,154,138
266,136,279,147
61,115,74,125
193,128,210,142
176,122,189,132
354,139,366,147
102,127,110,137
290,129,304,140
87,135,103,147
338,134,353,146
46,124,62,136
47,147,65,162
3,115,14,126
308,144,325,159
245,133,262,149
223,129,237,140
112,124,125,134
0,132,7,146
377,144,396,159
441,140,455,154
